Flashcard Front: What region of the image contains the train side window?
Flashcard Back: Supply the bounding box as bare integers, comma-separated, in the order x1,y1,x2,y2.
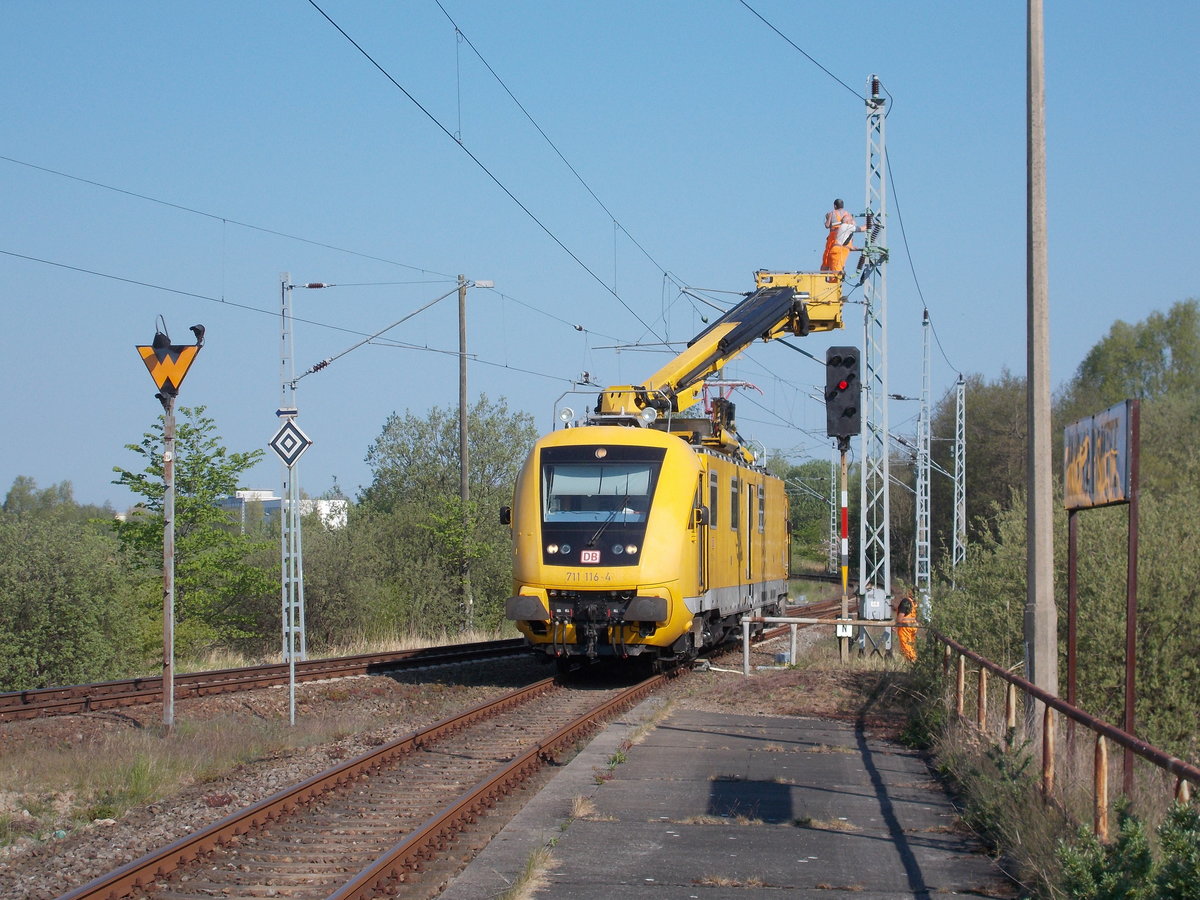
730,477,740,530
758,483,765,532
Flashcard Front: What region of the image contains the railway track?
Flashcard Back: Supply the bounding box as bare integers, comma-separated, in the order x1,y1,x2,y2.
0,639,526,723
4,593,848,724
24,593,848,898
57,672,669,900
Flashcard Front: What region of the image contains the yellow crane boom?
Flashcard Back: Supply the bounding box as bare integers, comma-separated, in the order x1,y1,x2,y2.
596,271,844,443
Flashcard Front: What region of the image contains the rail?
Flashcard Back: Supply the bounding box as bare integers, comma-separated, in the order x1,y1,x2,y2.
0,638,527,722
931,627,1199,840
56,673,669,900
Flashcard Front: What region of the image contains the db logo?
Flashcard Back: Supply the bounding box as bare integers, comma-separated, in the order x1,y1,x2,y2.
580,549,601,564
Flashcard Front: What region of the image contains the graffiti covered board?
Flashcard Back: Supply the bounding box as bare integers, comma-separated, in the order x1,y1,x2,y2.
1063,400,1133,510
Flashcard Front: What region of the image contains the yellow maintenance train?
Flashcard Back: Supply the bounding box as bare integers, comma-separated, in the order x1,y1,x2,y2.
503,271,845,669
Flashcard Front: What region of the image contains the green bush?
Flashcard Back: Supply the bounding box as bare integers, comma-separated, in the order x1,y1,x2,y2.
1058,802,1200,900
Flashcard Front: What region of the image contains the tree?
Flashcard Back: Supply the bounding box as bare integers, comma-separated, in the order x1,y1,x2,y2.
1058,299,1200,422
3,476,115,523
768,456,837,570
0,512,145,690
930,370,1027,553
353,395,537,632
111,406,275,652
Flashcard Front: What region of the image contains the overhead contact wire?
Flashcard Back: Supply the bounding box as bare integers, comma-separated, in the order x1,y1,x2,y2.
433,0,671,281
306,0,663,342
0,247,568,383
736,1,865,100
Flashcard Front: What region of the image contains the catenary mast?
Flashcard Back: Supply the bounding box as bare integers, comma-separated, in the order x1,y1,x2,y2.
858,76,891,601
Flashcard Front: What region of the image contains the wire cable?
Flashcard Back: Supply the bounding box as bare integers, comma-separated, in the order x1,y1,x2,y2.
1,246,573,385
306,0,663,342
884,149,960,375
432,0,674,282
0,154,452,278
736,1,865,100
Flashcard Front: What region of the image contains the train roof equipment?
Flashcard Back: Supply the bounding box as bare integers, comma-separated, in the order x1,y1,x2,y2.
587,269,844,461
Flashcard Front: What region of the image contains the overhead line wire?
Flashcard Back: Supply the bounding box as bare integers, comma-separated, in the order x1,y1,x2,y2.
736,1,865,100
741,2,963,389
0,247,570,384
0,154,452,278
432,0,672,282
885,149,960,374
306,0,663,343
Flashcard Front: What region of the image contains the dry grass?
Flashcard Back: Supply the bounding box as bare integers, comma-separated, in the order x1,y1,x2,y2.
695,874,767,888
497,845,554,900
807,743,856,754
675,813,769,826
179,627,512,674
0,709,370,838
568,795,595,819
794,816,861,832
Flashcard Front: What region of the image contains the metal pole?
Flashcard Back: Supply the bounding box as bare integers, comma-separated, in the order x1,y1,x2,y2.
859,75,891,605
915,309,932,616
1124,399,1140,794
839,441,850,663
161,395,176,732
458,275,474,630
828,450,838,574
1067,508,1078,754
279,274,291,663
952,374,967,581
742,617,751,676
1025,0,1058,727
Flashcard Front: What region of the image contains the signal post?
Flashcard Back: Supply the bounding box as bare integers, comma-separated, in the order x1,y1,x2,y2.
825,347,861,662
135,320,204,731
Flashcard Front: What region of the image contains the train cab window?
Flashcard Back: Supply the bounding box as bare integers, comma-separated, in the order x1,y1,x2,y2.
708,470,719,528
730,478,740,530
539,446,665,526
757,484,765,532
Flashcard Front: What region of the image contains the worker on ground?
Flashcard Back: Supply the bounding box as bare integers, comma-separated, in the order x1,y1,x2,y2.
825,202,866,275
896,592,918,663
822,199,856,271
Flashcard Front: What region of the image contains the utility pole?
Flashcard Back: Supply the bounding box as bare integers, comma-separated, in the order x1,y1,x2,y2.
859,75,891,604
1026,0,1059,715
458,274,474,630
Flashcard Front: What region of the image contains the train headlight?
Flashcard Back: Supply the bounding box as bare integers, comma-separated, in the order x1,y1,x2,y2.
559,543,572,555
625,543,638,555
546,543,559,555
611,544,624,555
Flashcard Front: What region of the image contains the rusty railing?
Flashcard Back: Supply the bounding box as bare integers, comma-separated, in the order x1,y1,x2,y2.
931,628,1198,840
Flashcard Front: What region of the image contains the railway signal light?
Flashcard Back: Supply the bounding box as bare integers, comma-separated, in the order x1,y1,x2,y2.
825,346,861,438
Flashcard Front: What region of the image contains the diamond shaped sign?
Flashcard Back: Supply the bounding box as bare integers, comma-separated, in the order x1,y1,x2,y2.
270,418,313,468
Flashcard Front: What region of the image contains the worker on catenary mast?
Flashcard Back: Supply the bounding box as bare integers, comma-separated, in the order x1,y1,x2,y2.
822,199,855,271
823,200,865,275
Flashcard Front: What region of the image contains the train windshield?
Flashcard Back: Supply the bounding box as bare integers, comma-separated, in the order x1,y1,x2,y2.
540,446,665,524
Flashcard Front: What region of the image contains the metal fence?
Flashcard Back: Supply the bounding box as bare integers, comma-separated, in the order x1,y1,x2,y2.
932,628,1198,840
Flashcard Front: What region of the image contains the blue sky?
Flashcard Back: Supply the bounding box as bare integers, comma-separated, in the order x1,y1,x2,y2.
3,2,1197,509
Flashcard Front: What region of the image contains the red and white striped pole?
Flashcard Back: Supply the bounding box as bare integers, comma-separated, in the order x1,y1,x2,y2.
839,437,851,662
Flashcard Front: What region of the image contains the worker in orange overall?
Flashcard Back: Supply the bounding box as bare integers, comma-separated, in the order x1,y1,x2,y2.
822,200,864,274
896,592,918,663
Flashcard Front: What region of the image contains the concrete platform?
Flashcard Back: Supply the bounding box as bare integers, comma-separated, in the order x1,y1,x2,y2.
442,695,1013,899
